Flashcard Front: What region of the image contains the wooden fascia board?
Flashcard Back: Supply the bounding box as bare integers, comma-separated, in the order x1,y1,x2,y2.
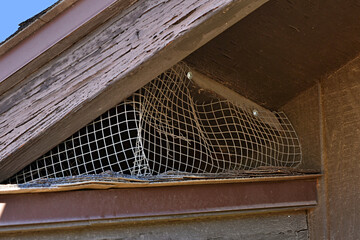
0,0,268,182
0,0,79,56
0,0,139,96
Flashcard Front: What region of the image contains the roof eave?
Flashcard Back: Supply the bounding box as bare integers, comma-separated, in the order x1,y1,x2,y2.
0,0,137,95
0,0,78,56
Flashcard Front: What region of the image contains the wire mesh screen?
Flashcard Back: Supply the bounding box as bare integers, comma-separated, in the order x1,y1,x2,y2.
6,63,302,184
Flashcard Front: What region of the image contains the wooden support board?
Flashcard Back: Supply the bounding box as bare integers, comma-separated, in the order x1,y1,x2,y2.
191,69,282,130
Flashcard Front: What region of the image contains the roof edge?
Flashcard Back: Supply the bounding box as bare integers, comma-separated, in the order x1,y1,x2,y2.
0,0,136,95
0,0,78,56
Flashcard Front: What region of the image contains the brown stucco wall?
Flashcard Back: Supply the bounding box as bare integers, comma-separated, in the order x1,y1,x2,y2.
0,211,308,240
320,56,360,240
280,55,360,239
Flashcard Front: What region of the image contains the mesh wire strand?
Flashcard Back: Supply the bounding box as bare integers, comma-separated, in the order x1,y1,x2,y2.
6,63,302,184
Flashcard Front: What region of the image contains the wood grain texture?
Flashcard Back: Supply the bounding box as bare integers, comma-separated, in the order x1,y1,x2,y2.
186,0,360,109
321,56,360,240
0,0,138,96
0,0,268,182
0,211,308,240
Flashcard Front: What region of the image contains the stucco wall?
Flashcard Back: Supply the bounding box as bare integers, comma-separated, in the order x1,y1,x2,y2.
320,56,360,240
0,211,308,240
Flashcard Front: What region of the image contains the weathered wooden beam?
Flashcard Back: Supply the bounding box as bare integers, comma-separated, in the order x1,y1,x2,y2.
0,0,268,182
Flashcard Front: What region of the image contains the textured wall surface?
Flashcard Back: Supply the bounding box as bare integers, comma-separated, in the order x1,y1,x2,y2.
321,56,360,240
280,84,321,171
0,211,308,240
280,84,327,239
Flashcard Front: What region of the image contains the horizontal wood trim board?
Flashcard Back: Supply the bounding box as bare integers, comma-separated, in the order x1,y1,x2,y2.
0,0,268,182
0,178,317,227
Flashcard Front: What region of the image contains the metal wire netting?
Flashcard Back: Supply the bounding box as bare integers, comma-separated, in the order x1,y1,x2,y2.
6,63,302,184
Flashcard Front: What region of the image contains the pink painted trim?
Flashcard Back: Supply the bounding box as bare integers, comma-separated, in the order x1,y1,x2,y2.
0,0,117,83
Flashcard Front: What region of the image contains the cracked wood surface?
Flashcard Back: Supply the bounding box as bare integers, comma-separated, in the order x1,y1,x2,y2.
0,0,268,182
